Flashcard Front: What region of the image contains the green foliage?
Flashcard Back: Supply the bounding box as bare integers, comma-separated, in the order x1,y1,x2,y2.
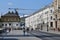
0,25,2,28
0,18,2,28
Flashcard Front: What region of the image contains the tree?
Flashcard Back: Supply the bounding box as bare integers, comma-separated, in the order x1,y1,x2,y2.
0,19,2,28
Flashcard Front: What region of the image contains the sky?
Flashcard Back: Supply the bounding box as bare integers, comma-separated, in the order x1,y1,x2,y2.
0,0,53,16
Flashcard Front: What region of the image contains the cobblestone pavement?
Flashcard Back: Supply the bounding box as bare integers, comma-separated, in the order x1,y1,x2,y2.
0,30,41,40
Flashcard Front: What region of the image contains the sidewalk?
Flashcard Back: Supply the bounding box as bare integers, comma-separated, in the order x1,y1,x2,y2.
39,29,60,35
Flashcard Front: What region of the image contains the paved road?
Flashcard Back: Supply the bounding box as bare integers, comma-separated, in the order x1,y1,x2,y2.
0,30,60,40
0,30,41,40
30,30,60,40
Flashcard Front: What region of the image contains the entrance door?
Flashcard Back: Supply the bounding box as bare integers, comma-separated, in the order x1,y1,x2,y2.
50,22,53,27
55,21,57,28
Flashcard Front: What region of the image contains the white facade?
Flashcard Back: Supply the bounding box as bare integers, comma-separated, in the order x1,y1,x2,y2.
2,22,20,28
25,5,54,30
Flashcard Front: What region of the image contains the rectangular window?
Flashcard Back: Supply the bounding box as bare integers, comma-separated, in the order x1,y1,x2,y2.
50,22,53,27
8,19,9,21
50,10,52,13
9,23,11,26
58,7,60,9
50,16,52,20
55,15,57,18
16,24,18,26
2,24,4,26
58,7,60,12
5,24,7,26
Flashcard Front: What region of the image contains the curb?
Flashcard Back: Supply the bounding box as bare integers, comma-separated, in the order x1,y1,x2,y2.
39,30,60,35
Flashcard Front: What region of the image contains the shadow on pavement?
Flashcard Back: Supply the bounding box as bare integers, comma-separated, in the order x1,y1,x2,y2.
38,31,60,37
30,31,60,40
31,30,60,37
34,35,60,40
0,34,34,37
0,38,18,40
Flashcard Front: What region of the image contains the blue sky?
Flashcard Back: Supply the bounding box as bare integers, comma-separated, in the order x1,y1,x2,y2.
0,0,53,16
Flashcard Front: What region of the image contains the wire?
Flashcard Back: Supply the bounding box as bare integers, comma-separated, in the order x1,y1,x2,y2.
8,8,38,10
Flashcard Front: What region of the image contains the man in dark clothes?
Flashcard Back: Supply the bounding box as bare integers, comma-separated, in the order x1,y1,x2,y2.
9,28,11,32
26,28,29,35
26,28,29,32
23,27,25,36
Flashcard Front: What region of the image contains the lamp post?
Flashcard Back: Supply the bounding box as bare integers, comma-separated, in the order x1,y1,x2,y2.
41,24,42,30
47,13,48,31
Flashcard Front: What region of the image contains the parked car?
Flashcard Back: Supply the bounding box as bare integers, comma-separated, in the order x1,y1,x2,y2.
3,28,11,33
0,28,4,34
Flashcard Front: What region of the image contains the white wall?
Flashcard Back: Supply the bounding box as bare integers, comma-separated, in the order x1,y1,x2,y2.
2,22,20,28
25,6,54,30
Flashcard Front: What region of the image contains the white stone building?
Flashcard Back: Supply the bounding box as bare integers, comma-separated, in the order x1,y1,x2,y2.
25,5,55,30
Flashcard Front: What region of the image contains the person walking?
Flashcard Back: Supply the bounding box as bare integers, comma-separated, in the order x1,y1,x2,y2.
9,28,11,32
23,27,25,36
26,28,29,35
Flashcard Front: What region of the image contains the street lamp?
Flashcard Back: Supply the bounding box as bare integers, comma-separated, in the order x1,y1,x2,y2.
47,23,48,31
41,24,42,30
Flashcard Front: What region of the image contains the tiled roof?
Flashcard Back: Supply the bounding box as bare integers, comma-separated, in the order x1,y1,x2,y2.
3,13,18,16
26,3,53,18
2,11,19,16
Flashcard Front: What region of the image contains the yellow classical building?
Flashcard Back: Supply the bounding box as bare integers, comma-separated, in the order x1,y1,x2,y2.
53,0,60,30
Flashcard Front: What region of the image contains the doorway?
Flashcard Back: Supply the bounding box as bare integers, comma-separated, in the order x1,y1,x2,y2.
55,21,57,28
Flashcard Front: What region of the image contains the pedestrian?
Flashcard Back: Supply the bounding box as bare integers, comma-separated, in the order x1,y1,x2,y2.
26,28,29,32
5,29,9,35
9,28,11,32
23,27,25,36
31,28,33,31
26,28,29,35
6,29,9,33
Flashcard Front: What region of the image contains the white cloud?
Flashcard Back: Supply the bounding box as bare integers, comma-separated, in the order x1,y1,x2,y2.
8,2,13,6
20,15,28,17
24,15,28,16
